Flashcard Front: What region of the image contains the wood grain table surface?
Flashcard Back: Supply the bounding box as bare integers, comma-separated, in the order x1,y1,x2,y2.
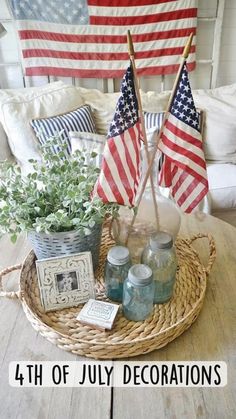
0,212,235,419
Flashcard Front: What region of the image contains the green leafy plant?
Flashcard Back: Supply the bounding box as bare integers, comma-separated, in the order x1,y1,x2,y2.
0,134,118,243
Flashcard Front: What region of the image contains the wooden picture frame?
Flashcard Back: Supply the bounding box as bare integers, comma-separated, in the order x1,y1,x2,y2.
36,251,95,312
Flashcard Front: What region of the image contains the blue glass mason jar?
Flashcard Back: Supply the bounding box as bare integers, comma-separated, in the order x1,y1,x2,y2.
141,232,177,304
104,246,131,302
123,264,154,321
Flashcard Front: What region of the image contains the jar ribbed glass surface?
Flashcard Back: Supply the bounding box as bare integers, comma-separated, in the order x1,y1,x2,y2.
104,246,131,302
141,232,177,304
123,264,154,321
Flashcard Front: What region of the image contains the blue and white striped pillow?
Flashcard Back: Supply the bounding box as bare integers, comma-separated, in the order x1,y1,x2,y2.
30,105,96,155
144,112,165,170
144,110,203,132
144,111,165,131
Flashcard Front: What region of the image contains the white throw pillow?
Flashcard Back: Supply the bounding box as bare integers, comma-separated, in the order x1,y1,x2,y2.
0,81,84,173
193,84,236,163
76,86,119,135
69,131,106,167
76,86,170,135
140,90,170,113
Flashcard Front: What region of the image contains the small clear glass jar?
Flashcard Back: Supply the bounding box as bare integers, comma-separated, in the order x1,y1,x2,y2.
123,264,154,321
141,232,177,304
104,246,131,302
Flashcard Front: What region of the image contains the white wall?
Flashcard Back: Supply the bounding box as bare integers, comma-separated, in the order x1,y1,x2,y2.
0,0,235,91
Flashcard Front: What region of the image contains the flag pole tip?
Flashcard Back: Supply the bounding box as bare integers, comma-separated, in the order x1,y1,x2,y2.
127,30,134,57
182,32,194,59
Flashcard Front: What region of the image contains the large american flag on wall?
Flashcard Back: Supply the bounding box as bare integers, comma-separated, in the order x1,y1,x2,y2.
158,62,209,213
9,0,198,78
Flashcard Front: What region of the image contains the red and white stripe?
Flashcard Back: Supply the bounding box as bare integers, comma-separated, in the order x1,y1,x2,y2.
16,0,198,78
158,113,208,213
93,121,141,206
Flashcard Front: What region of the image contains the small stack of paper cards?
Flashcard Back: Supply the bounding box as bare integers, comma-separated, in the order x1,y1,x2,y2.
77,299,120,330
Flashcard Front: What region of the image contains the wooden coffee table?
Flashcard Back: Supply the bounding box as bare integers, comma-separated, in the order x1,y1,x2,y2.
0,213,235,419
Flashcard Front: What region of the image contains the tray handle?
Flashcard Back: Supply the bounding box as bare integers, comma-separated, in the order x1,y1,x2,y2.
0,264,22,299
184,233,216,276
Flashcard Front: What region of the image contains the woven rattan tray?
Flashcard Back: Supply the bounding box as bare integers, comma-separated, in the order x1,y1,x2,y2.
0,228,216,359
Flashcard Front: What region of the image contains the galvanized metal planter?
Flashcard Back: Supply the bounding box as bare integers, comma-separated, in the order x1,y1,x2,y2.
28,223,102,270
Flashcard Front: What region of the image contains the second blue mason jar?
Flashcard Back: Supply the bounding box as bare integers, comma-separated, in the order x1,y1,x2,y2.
141,231,177,304
105,246,131,302
123,264,154,321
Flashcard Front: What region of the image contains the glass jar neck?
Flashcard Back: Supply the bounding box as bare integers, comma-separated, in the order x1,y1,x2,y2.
137,141,161,198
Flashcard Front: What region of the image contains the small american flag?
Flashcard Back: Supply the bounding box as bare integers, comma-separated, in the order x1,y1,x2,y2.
8,0,198,78
158,62,209,213
93,64,142,206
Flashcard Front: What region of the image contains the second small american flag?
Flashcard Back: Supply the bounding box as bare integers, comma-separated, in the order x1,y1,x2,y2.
158,62,209,213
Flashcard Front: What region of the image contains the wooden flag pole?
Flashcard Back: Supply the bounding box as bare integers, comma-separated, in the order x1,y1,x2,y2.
125,33,194,241
127,30,160,232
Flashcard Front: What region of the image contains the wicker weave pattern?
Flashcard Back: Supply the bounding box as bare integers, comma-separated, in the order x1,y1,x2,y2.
0,228,216,359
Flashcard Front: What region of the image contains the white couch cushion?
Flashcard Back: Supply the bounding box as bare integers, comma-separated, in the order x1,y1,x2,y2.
0,122,13,162
207,163,236,210
0,81,84,173
193,84,236,164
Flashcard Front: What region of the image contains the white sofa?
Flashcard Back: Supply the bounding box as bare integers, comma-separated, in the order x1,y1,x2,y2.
0,81,235,227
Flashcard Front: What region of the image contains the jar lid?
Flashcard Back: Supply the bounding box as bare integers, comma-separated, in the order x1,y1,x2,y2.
150,231,173,250
107,246,130,266
128,264,153,286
